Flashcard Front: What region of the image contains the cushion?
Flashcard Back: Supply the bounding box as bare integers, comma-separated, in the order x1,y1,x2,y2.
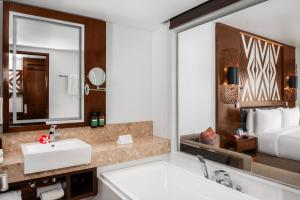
280,106,300,128
246,109,255,135
255,109,281,134
200,127,218,146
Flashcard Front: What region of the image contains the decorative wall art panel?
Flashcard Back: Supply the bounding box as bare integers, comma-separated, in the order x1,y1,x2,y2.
241,33,282,102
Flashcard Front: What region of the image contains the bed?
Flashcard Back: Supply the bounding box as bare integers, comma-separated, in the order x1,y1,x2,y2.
258,126,300,161
242,106,300,162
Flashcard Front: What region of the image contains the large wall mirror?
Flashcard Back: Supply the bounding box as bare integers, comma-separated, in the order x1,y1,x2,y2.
8,12,84,127
178,0,300,188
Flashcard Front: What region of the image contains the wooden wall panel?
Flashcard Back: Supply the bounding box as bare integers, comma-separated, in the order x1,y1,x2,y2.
283,46,297,107
216,23,296,136
2,2,106,132
216,23,241,136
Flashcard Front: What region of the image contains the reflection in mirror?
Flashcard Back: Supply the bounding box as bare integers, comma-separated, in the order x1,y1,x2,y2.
178,0,300,187
9,12,84,126
88,67,106,86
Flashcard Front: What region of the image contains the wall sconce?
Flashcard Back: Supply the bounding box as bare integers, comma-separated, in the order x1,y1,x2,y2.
285,75,298,105
223,66,240,107
288,75,298,89
227,66,239,85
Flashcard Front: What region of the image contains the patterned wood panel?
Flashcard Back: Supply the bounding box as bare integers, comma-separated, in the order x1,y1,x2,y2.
240,33,282,102
9,69,23,97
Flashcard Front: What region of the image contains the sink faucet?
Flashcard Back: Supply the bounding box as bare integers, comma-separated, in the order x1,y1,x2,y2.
197,155,209,179
49,125,59,143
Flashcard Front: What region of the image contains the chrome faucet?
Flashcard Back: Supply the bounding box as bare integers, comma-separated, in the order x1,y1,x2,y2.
197,155,209,179
211,170,233,188
197,155,242,192
49,125,59,143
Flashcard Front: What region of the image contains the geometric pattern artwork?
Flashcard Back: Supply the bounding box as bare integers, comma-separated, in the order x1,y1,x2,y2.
9,69,23,97
241,33,281,101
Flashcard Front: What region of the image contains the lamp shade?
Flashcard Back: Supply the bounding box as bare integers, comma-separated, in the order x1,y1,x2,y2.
288,76,298,89
227,67,239,85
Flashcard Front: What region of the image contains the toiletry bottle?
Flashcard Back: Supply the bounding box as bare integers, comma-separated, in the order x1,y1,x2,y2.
98,112,105,127
89,112,98,128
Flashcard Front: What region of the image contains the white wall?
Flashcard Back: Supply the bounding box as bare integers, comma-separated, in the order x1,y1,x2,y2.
152,25,172,138
106,23,172,139
106,23,152,124
178,22,215,135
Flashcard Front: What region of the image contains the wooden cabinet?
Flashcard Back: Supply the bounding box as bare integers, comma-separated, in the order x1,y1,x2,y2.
10,168,97,200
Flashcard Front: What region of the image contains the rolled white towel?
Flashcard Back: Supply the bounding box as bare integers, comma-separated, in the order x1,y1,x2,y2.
0,190,22,200
37,183,62,198
40,188,64,200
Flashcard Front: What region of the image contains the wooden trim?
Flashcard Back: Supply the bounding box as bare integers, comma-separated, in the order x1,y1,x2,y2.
169,0,240,29
239,101,286,108
15,50,50,57
3,1,10,132
3,2,106,132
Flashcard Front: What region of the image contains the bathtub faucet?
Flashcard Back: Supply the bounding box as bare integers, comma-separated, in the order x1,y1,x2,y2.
197,155,209,179
211,170,233,188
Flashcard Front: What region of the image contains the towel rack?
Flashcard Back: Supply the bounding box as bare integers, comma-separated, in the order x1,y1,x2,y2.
58,75,68,78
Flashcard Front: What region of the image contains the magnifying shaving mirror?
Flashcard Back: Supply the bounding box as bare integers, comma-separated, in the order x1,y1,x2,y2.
85,67,106,95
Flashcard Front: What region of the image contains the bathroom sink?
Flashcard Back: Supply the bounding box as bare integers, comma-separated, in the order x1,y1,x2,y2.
21,139,91,174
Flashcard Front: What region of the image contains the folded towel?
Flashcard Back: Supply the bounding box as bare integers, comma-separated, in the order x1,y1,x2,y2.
40,188,64,200
0,190,21,200
67,74,79,95
0,149,3,157
37,183,62,198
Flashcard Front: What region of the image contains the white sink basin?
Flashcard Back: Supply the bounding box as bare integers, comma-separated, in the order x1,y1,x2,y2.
21,139,91,174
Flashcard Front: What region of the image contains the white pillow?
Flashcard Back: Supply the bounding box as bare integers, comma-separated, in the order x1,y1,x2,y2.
255,109,281,134
246,109,255,135
280,106,300,128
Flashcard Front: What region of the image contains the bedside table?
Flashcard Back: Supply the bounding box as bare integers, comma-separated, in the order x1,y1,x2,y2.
226,136,257,153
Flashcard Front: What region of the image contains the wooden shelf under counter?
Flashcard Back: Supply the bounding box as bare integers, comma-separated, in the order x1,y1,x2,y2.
9,167,97,200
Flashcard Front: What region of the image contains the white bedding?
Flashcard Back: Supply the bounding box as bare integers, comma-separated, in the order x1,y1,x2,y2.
258,126,300,161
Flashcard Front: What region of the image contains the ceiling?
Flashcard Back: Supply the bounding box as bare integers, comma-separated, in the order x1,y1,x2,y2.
12,0,207,30
217,0,300,47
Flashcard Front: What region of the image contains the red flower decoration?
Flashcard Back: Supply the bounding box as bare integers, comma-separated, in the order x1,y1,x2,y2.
39,135,50,144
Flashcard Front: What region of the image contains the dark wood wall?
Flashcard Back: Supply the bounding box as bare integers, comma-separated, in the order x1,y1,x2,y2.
216,23,296,136
2,2,106,132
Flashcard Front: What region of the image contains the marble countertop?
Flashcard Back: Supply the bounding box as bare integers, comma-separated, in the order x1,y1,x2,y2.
1,136,170,184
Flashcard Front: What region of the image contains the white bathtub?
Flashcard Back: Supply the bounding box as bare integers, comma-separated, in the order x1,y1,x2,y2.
99,161,258,200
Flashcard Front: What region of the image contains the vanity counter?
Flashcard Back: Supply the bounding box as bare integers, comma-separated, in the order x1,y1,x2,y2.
2,135,170,184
